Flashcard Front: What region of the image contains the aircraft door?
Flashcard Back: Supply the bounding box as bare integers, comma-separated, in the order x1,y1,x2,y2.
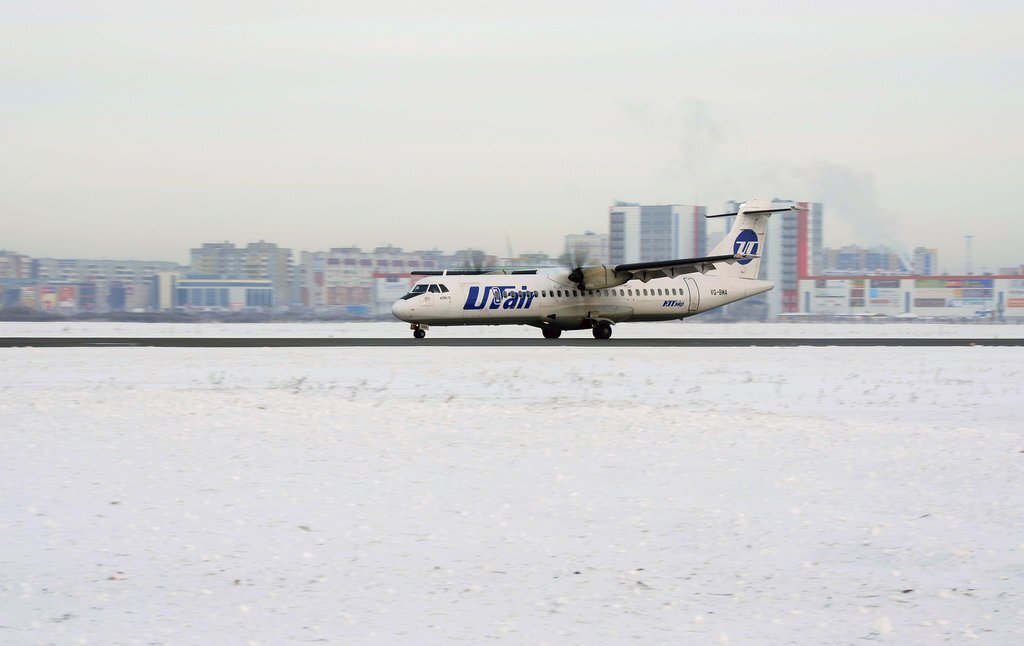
436,282,455,314
684,277,700,313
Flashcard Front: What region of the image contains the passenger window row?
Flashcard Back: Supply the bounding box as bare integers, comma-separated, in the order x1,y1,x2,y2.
537,287,683,298
410,284,684,298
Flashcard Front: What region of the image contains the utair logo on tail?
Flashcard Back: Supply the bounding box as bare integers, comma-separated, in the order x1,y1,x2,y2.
733,229,759,265
391,199,801,339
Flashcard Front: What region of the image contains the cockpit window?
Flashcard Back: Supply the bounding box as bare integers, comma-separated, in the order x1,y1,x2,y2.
428,284,441,293
401,284,429,300
439,284,449,293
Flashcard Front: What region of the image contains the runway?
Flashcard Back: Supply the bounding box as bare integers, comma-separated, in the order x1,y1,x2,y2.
2,337,1022,348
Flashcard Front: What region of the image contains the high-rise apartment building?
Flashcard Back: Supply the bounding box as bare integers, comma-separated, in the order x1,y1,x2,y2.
760,200,823,317
608,202,707,264
189,241,293,307
912,247,939,276
0,251,33,280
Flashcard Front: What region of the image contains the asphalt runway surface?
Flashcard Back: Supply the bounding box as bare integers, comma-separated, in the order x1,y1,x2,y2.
2,337,1022,348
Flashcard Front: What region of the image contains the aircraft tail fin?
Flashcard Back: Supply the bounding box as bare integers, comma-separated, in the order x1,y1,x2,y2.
707,200,799,279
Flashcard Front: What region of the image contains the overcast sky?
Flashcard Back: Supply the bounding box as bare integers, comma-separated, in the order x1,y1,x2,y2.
3,1,1022,272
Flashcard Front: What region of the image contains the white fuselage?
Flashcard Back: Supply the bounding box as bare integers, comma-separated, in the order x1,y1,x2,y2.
392,268,773,330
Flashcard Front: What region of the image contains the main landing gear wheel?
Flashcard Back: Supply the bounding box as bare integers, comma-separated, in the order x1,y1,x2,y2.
592,321,613,340
413,328,426,339
541,327,562,339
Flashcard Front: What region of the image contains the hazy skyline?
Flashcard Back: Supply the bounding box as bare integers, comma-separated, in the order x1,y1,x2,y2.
3,2,1022,273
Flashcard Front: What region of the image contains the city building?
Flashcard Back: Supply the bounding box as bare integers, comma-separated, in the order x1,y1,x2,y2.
766,201,823,317
299,245,443,314
189,241,293,307
34,257,181,282
3,279,140,313
2,282,92,312
799,275,1024,320
823,245,909,274
0,250,33,280
151,272,179,311
31,257,181,312
148,273,277,312
912,247,939,276
0,250,38,309
157,276,275,311
608,202,707,265
564,232,609,265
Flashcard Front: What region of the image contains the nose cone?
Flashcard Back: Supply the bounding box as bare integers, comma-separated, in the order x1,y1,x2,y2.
391,298,410,321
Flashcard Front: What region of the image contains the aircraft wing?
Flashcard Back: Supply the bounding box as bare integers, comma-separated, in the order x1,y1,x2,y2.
613,253,755,282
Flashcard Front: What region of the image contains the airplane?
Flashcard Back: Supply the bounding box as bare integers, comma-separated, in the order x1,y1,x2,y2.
391,199,799,339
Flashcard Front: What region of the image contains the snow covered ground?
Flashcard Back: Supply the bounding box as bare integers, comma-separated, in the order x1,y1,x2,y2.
2,323,1022,644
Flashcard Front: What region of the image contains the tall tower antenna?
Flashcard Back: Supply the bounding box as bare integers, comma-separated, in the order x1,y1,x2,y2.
965,234,974,275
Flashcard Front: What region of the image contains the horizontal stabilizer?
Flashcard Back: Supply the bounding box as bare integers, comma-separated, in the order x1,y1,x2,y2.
706,205,802,218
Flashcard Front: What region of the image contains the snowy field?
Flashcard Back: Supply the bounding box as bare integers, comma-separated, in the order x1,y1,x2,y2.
2,323,1023,644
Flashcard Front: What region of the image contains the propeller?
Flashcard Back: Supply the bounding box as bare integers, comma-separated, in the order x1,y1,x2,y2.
564,243,591,291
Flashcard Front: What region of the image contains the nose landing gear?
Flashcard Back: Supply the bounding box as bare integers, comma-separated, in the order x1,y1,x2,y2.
411,323,429,339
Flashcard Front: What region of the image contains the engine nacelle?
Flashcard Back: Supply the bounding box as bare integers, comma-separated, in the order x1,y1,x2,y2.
568,265,631,291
